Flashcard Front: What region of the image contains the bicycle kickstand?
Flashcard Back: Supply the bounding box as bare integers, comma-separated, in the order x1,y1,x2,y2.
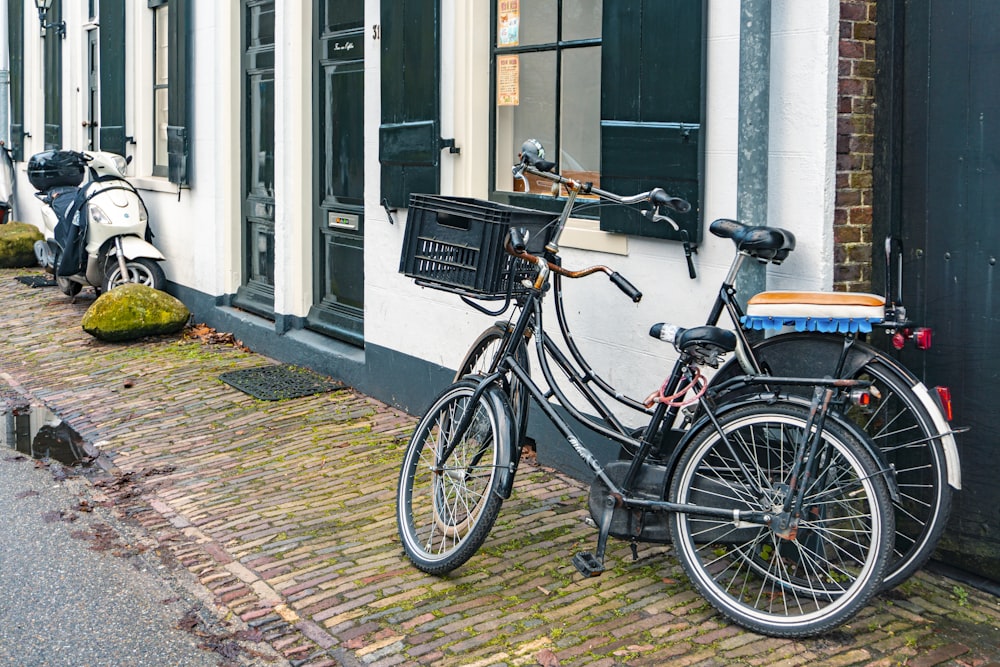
573,495,616,577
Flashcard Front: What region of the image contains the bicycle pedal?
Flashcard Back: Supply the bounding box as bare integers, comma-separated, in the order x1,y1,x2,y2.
572,552,605,577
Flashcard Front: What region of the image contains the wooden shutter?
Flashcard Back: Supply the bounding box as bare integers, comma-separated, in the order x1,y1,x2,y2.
167,0,190,185
379,0,443,208
43,0,63,150
99,0,127,156
600,0,704,242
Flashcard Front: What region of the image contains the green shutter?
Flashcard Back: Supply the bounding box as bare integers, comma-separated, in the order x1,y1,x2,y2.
379,0,442,208
43,0,64,150
600,0,704,242
8,0,25,160
167,0,191,185
99,0,127,155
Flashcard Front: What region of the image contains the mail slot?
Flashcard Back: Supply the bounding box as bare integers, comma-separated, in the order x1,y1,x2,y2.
328,212,359,230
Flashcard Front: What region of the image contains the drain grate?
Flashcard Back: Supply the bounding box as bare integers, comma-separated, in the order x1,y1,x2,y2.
15,275,56,288
219,364,344,401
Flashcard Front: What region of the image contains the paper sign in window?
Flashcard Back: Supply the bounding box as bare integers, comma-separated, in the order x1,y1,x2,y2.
497,55,520,106
498,0,520,47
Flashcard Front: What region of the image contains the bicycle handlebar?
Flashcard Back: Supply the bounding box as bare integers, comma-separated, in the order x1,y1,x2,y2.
504,236,643,303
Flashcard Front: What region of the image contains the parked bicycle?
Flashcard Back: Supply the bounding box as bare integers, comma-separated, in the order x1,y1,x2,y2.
396,155,901,636
453,143,962,592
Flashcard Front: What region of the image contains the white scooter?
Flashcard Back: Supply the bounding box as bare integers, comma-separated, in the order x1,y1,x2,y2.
28,150,166,297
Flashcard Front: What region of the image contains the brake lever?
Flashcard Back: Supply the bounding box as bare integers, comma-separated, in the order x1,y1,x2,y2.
640,207,680,231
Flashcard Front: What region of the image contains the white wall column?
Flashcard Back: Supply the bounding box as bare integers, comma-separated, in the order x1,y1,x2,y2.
274,2,313,318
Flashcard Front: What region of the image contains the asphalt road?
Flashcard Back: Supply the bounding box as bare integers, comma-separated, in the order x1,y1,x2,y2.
0,453,281,667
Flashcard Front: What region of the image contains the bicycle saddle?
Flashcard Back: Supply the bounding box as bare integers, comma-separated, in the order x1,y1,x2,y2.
649,323,736,367
710,218,796,263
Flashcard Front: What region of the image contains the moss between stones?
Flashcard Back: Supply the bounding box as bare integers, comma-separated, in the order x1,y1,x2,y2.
82,283,190,342
0,222,44,268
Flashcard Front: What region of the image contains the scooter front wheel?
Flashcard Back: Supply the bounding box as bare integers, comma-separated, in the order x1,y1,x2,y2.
103,257,166,292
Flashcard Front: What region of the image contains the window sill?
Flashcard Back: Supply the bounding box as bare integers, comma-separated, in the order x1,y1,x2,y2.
559,217,628,255
129,176,179,194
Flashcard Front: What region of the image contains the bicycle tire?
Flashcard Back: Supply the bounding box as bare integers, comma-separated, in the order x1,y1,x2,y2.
397,380,513,574
668,402,895,637
712,334,952,589
455,323,531,449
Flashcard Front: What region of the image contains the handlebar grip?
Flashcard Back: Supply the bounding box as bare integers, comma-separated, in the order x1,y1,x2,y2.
508,227,527,252
650,188,692,213
610,272,642,303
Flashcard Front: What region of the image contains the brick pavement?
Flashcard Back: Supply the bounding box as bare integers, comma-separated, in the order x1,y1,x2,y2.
1,269,999,667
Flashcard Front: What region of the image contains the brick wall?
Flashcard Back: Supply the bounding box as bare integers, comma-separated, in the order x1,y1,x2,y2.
834,0,876,292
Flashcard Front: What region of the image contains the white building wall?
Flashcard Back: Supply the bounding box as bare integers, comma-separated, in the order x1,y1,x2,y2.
7,0,839,411
363,0,840,410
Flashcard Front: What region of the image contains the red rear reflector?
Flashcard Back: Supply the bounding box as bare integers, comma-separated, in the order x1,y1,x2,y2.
891,332,906,350
914,327,933,350
934,386,953,421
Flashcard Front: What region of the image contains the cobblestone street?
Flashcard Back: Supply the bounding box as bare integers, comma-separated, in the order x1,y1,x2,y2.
1,269,998,667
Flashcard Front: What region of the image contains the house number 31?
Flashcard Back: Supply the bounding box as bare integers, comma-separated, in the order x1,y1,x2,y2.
372,24,380,40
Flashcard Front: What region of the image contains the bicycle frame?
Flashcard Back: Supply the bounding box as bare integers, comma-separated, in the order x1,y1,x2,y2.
459,270,866,538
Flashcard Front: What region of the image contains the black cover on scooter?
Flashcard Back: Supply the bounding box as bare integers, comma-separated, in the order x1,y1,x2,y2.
51,186,89,277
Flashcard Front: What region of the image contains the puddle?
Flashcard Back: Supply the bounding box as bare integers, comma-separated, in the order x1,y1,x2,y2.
1,400,95,466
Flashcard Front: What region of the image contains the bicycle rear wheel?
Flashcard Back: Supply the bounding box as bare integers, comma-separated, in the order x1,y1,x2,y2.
455,323,531,448
713,335,952,589
397,380,513,574
668,402,894,637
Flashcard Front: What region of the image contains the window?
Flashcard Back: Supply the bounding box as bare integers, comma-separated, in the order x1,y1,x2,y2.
492,1,602,196
152,1,169,176
490,1,704,243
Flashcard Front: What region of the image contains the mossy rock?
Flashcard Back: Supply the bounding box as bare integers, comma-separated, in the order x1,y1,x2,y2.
0,222,44,268
82,283,190,342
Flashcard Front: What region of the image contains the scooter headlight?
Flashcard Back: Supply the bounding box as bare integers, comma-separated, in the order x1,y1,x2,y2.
111,155,128,175
89,204,112,225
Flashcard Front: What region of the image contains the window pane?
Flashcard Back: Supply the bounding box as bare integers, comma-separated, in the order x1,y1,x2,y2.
560,46,601,187
154,87,169,172
495,51,556,193
563,0,601,41
154,7,168,85
517,0,557,46
249,4,275,47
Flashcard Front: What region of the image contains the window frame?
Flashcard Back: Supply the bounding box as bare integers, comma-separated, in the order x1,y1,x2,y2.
151,1,170,177
487,0,706,243
488,5,601,218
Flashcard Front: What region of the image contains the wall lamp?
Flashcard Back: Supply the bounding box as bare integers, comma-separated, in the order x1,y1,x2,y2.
35,0,66,39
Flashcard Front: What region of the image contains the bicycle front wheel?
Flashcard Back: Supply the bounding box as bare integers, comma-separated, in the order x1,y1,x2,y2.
668,402,894,637
397,380,513,574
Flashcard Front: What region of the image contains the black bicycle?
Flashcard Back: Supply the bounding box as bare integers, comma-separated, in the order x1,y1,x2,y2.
453,145,961,591
396,159,897,636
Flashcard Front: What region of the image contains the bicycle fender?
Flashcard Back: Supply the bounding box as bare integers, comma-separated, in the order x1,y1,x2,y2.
713,333,960,490
481,383,519,499
910,382,961,489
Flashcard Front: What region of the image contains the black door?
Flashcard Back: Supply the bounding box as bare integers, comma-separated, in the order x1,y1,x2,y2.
880,0,1000,581
234,0,277,317
307,0,365,345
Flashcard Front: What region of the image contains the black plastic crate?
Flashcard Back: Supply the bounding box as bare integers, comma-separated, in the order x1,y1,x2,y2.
400,195,555,296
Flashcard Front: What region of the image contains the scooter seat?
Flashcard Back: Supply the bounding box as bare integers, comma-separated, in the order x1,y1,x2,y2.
742,291,886,333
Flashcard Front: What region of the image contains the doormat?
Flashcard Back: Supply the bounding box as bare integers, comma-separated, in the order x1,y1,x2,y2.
15,275,56,288
219,364,345,401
